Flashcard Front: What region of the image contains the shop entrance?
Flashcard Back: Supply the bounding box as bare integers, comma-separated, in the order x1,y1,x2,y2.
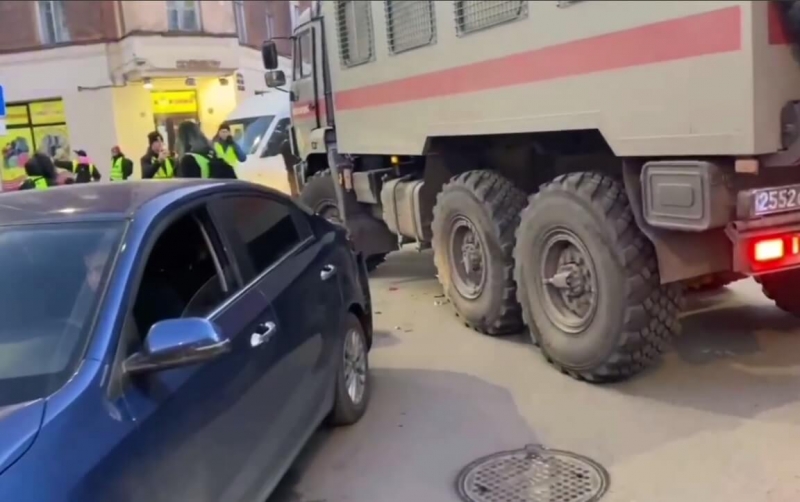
151,90,199,153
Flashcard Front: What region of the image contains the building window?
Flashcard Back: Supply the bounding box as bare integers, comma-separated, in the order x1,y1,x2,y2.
454,1,527,36
294,5,302,27
37,1,70,45
384,1,436,55
266,12,275,39
234,0,247,43
335,1,375,68
167,0,201,32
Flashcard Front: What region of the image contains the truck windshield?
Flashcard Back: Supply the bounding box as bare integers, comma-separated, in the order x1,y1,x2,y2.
0,221,123,407
225,116,276,155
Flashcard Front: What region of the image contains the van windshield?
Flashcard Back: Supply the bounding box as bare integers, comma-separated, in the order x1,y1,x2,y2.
225,116,276,155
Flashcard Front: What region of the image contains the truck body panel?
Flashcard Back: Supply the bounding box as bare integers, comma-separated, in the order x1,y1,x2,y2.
291,1,800,159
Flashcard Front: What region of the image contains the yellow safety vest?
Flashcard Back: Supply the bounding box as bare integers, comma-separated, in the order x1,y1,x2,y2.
32,177,49,190
73,160,99,179
188,153,211,179
110,157,124,181
152,157,175,179
214,143,239,168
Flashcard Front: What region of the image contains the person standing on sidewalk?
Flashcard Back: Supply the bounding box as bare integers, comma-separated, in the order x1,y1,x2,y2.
109,146,133,181
212,124,246,174
54,150,101,184
140,131,175,179
175,121,237,179
19,153,59,190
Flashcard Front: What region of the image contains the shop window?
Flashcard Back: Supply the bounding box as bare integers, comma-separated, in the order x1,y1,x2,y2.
167,0,201,32
1,100,70,192
335,1,375,68
454,1,527,36
385,1,436,55
234,0,247,43
37,0,70,45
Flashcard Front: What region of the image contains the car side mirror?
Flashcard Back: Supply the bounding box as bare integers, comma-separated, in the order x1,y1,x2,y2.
123,318,230,375
265,70,286,89
262,41,279,70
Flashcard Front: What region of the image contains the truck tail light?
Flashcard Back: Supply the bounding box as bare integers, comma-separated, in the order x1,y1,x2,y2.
748,234,800,272
753,238,785,262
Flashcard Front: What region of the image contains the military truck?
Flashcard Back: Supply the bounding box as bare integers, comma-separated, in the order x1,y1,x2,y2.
262,0,800,382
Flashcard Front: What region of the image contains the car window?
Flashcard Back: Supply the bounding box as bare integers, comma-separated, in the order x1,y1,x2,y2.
214,196,311,279
223,115,275,155
262,117,291,158
0,221,124,407
131,209,235,341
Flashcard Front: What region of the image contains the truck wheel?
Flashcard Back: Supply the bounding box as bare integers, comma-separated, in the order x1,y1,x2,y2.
300,170,385,273
432,170,527,335
514,172,682,382
760,270,800,316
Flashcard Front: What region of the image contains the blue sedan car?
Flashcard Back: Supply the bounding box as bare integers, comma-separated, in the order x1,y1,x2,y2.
0,180,373,502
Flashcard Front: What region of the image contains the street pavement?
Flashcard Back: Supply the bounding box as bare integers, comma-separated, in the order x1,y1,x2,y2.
269,248,800,502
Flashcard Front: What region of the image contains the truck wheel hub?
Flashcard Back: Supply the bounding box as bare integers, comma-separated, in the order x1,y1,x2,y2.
540,229,598,333
449,216,487,300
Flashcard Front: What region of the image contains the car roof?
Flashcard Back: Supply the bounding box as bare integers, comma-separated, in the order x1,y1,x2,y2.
0,180,230,226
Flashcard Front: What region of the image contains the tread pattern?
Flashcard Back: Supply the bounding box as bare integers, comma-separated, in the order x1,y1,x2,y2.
515,172,683,382
432,170,527,335
760,270,800,316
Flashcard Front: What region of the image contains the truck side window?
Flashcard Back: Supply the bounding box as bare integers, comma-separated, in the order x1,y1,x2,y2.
299,30,313,78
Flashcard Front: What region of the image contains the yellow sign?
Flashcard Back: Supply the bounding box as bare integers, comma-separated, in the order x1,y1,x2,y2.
6,105,29,127
30,100,66,125
151,91,198,115
1,128,34,190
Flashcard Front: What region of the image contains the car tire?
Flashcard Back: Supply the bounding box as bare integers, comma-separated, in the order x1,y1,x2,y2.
431,170,527,336
328,313,371,426
759,269,800,316
514,172,683,382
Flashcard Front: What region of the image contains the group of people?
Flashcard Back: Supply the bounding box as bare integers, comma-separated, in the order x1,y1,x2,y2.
18,121,246,191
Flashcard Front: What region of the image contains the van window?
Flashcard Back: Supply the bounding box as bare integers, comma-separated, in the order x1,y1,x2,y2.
262,118,292,158
224,116,275,155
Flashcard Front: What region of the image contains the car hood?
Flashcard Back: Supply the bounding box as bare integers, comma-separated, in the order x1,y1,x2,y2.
0,400,44,475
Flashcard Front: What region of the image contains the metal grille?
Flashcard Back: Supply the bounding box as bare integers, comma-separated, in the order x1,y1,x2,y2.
385,0,437,55
454,1,528,36
456,445,609,502
335,1,375,68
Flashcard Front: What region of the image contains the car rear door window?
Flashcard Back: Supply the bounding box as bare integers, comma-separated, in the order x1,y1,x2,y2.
214,196,311,277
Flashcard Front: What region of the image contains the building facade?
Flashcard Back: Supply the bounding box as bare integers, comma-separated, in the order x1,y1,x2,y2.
0,0,306,187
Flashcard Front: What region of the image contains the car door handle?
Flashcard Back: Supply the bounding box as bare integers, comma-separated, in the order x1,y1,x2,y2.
320,264,337,281
250,321,276,347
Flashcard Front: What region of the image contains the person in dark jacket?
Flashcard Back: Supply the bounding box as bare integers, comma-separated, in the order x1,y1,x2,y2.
212,124,246,172
19,153,59,190
140,131,176,179
109,146,134,181
54,150,101,183
175,121,237,179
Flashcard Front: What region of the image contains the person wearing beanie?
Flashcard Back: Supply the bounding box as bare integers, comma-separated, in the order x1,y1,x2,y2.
212,123,246,173
54,149,101,183
140,131,175,179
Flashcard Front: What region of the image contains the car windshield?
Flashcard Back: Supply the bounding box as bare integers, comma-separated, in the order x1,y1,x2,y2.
225,115,276,155
0,221,123,407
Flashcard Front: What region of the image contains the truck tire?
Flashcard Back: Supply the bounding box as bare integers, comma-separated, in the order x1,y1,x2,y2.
300,170,384,272
760,270,800,316
514,172,682,382
432,170,527,335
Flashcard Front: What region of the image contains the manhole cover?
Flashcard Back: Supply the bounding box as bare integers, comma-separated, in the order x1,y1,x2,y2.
455,444,609,502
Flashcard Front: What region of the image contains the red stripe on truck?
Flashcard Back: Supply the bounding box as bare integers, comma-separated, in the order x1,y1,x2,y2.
768,2,791,45
334,6,742,112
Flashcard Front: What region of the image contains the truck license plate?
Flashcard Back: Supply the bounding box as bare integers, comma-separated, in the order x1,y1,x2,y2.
752,185,800,216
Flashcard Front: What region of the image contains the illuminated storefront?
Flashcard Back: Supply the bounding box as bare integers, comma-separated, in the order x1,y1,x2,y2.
0,99,70,190
150,90,199,151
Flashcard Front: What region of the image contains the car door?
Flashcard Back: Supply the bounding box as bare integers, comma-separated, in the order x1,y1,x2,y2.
210,192,345,489
110,204,283,502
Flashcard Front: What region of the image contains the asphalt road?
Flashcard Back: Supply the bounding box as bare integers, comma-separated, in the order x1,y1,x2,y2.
270,248,800,502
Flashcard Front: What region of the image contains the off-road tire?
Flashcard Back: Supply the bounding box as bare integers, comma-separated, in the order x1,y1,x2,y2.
300,170,386,273
514,172,682,382
328,313,371,426
432,170,527,335
760,269,800,317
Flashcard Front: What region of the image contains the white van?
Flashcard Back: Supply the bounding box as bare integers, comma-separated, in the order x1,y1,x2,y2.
222,92,292,194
